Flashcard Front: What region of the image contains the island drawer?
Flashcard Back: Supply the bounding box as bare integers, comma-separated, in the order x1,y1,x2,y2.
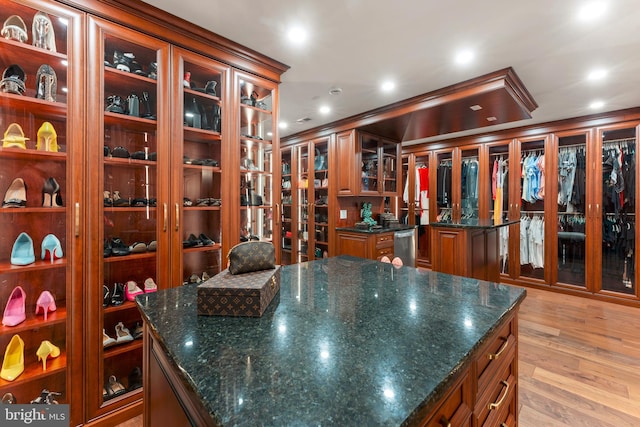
418,372,472,427
375,246,394,258
474,347,517,427
375,233,394,248
476,317,516,392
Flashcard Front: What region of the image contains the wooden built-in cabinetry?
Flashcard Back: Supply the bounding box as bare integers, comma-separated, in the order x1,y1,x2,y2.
335,230,395,261
0,0,286,425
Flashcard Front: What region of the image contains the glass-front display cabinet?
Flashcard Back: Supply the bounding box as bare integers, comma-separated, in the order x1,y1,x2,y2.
280,146,293,265
0,0,82,419
295,143,310,263
400,151,431,268
172,47,228,285
311,137,329,260
235,71,277,250
359,132,399,196
86,16,169,420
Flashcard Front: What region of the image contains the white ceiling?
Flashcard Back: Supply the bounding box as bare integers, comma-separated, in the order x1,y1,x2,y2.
142,0,640,142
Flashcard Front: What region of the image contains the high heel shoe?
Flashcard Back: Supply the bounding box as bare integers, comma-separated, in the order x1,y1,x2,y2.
35,340,60,371
2,286,26,326
2,177,27,208
36,121,58,152
10,232,35,265
42,177,62,207
0,334,24,381
35,290,57,321
41,234,63,262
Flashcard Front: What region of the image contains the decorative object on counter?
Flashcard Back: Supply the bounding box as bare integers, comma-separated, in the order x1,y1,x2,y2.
35,64,57,101
35,340,60,371
37,121,58,151
3,177,27,207
227,241,275,275
1,15,28,43
355,202,378,230
2,123,28,148
0,334,24,381
379,212,400,229
10,232,35,265
32,11,56,52
0,64,26,95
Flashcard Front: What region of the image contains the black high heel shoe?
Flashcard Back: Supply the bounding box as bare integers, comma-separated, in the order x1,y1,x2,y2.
42,177,62,207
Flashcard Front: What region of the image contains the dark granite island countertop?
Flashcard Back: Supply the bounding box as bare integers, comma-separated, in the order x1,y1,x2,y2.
136,255,526,426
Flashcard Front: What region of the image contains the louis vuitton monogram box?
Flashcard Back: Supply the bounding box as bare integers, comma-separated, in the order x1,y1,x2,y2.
197,266,281,317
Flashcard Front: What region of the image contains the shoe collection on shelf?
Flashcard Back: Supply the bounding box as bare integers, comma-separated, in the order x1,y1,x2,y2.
0,1,71,407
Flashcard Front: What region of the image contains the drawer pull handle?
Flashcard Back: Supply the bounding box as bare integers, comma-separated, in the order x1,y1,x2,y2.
439,415,451,427
501,423,508,427
488,380,510,410
175,203,180,231
488,337,509,360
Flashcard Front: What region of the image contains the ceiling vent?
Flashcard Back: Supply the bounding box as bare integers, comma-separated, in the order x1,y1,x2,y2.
296,117,312,123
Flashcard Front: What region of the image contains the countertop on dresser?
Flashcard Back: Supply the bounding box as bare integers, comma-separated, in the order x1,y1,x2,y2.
335,225,417,234
136,255,525,426
430,218,519,229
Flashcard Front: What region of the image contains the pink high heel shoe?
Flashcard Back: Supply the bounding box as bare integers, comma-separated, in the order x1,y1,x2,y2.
2,286,26,327
35,291,57,321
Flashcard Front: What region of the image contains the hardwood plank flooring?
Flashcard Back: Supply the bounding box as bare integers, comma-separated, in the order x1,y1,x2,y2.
518,287,640,427
117,287,640,426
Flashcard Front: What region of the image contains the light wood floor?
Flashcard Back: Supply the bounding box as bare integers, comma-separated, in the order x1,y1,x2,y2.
117,287,640,427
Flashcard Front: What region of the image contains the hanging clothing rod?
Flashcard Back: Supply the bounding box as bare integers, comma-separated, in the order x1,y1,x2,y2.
521,147,545,154
602,137,636,145
558,143,586,150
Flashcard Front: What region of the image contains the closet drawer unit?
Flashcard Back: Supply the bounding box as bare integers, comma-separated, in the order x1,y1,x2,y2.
375,233,394,249
476,318,516,393
487,394,517,427
474,348,517,427
375,246,394,258
417,372,472,427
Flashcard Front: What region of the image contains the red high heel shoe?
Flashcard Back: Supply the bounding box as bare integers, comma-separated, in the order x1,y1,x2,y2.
35,291,57,321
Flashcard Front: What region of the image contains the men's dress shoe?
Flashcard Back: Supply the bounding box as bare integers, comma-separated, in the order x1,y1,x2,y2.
128,366,142,390
1,123,28,149
0,334,24,381
105,375,126,398
32,12,57,52
103,239,112,257
30,389,61,404
143,278,157,293
103,285,110,307
199,233,214,246
115,322,133,343
10,232,35,265
3,177,27,207
2,286,26,326
110,283,125,306
110,238,130,256
41,234,63,262
131,322,143,340
0,64,26,95
125,281,144,301
103,329,116,347
183,233,202,248
35,290,57,321
147,240,157,252
36,121,58,151
35,64,57,101
35,340,60,371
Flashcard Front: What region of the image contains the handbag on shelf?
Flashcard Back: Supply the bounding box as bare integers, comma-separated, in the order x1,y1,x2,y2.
321,171,328,188
298,175,308,189
314,148,326,171
227,241,276,275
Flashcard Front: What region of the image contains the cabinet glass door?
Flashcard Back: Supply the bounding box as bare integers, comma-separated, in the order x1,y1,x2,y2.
556,133,587,288
488,143,510,275
0,1,81,418
173,48,227,285
599,126,636,295
436,150,453,221
381,140,397,194
360,134,379,194
295,144,310,262
518,137,546,282
87,16,169,419
237,72,276,249
460,147,479,219
414,153,431,264
311,137,329,260
280,147,293,265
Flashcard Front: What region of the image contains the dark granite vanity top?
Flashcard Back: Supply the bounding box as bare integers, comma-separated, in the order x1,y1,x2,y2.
136,256,525,426
430,218,519,229
336,225,417,234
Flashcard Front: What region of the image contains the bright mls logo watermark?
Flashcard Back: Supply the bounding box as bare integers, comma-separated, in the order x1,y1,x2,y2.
1,405,69,426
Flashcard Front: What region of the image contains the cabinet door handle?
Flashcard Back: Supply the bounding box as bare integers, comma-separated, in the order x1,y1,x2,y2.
488,380,510,410
488,336,509,360
439,415,452,427
596,204,600,217
175,203,180,231
75,202,80,237
588,204,592,217
163,203,168,232
275,203,280,225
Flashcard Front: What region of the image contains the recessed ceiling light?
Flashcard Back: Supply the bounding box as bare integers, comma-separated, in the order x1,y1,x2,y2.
469,105,482,111
578,2,607,21
587,69,607,81
455,49,474,65
278,121,288,129
589,100,605,109
486,116,497,122
319,105,330,115
287,26,308,45
381,81,395,92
